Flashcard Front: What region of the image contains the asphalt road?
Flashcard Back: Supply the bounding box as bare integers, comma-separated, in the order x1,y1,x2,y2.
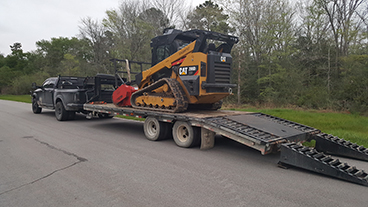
0,100,367,207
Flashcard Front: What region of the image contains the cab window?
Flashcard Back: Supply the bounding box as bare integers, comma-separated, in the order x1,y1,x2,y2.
43,78,56,88
156,45,170,64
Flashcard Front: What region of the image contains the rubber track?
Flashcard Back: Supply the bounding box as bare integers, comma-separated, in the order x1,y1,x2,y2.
130,78,188,113
279,143,368,186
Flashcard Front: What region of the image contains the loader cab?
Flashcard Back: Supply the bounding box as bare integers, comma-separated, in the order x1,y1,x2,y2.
150,29,239,66
151,29,196,66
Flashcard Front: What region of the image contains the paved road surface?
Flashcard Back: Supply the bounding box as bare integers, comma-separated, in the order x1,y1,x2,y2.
0,100,367,207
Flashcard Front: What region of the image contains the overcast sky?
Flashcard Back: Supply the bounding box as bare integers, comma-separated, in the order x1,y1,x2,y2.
0,0,202,56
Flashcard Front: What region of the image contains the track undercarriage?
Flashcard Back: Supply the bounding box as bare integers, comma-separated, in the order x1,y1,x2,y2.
130,78,188,113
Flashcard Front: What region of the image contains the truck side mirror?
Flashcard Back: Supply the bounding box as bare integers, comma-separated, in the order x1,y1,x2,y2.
32,82,37,90
32,82,42,90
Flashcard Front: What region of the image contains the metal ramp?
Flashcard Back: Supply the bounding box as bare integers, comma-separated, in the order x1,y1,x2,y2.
201,113,368,186
279,143,368,186
199,113,319,155
314,133,368,161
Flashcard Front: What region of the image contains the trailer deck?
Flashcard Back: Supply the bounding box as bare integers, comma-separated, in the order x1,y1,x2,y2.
83,103,318,154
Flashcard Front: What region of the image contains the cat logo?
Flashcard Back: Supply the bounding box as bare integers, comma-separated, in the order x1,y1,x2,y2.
179,67,188,75
179,66,198,76
221,56,226,62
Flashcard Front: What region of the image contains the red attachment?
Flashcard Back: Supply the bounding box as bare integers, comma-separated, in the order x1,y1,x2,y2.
112,84,137,107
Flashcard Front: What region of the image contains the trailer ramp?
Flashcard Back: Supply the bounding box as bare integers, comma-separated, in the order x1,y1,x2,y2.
255,113,368,161
279,143,368,186
195,113,319,155
249,113,368,186
201,113,368,186
314,133,368,161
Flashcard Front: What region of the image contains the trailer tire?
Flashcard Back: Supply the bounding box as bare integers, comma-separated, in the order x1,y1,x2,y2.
32,97,42,114
98,113,114,119
144,117,170,141
55,101,68,121
172,121,200,148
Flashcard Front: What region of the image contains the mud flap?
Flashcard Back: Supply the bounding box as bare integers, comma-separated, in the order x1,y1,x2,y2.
200,128,215,150
279,143,368,186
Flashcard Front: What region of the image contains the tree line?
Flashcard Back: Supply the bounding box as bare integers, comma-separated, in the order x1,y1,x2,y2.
0,0,367,114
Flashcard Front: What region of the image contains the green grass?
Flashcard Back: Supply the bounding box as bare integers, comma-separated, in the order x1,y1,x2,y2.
2,95,367,147
0,94,32,103
116,115,145,121
227,107,368,147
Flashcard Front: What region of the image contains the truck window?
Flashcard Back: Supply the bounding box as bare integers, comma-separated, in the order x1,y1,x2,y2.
43,78,56,88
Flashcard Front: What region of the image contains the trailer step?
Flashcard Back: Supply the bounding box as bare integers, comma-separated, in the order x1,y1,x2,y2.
279,143,368,186
314,133,368,161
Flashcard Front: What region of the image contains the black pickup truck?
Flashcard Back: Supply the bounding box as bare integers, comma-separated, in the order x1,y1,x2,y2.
31,74,118,121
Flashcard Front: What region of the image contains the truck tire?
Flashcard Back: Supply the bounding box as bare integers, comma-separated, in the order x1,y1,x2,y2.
32,98,42,114
144,117,171,141
172,121,200,148
68,111,76,120
55,101,69,121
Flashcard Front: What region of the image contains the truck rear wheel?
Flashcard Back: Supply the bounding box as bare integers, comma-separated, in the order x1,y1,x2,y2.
144,117,171,141
32,98,42,114
172,121,200,148
68,111,76,120
55,101,68,121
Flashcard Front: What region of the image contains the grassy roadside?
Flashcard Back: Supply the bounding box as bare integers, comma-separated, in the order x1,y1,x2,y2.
0,94,32,103
1,95,367,147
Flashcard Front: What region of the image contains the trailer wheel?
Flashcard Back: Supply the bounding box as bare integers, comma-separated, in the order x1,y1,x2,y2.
55,101,68,121
98,113,114,119
172,121,200,148
144,117,170,141
32,98,42,114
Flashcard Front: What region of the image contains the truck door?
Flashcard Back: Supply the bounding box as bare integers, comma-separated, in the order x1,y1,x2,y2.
42,78,56,107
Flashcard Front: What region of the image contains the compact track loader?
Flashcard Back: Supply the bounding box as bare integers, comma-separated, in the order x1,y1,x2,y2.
112,29,238,112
